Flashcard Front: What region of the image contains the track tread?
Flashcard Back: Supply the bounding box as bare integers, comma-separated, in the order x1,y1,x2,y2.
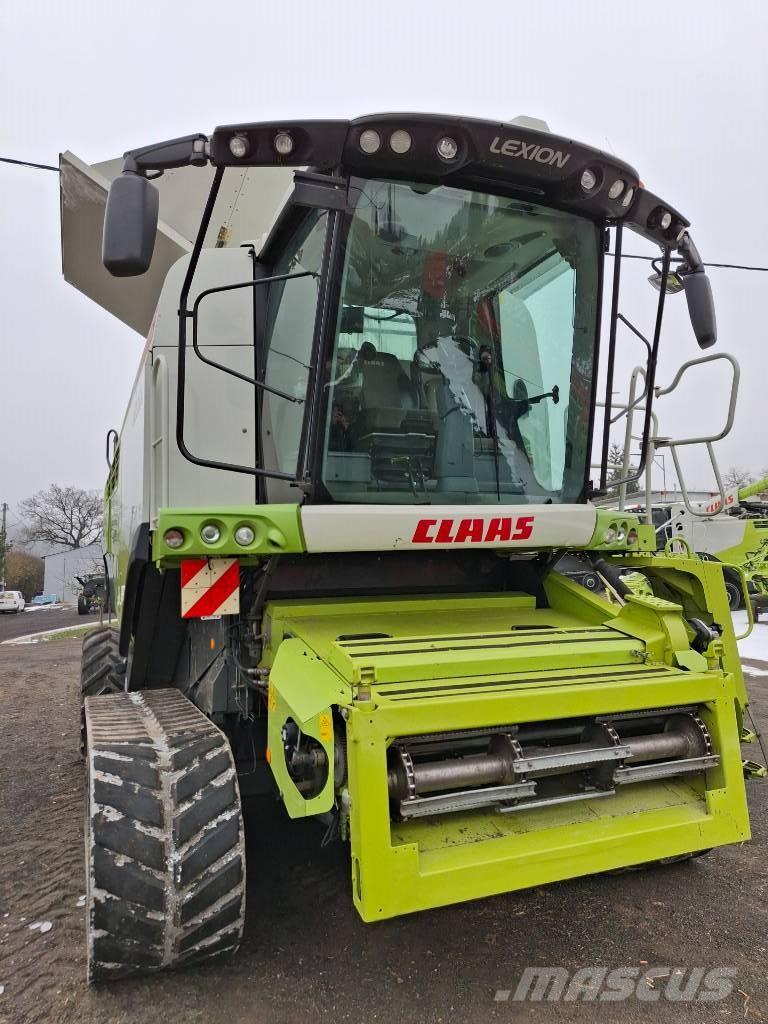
80,628,125,758
180,814,241,884
84,689,245,983
80,627,124,698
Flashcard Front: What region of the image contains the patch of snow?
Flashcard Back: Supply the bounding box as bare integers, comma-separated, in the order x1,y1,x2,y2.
732,611,768,663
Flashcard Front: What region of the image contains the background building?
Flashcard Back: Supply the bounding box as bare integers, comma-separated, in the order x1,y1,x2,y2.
42,543,102,603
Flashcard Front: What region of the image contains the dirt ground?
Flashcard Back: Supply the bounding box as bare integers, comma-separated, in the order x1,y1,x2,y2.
0,639,766,1024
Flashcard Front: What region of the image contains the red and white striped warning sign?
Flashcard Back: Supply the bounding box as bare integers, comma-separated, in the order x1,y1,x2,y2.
180,558,240,619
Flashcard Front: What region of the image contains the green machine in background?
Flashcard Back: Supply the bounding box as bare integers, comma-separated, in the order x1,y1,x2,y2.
61,114,760,981
661,477,768,609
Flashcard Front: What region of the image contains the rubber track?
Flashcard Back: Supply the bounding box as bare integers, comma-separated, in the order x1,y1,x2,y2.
84,689,245,982
80,627,124,698
80,627,125,757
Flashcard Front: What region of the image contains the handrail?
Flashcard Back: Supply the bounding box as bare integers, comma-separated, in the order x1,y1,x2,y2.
653,352,739,517
654,352,739,445
595,351,740,524
190,270,316,404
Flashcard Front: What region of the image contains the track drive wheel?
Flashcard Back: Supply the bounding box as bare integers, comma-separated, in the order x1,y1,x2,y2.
83,689,246,983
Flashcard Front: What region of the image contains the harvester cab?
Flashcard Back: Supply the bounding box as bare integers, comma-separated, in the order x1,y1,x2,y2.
63,114,757,982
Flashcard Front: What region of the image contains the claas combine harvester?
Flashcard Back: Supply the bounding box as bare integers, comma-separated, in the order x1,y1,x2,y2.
59,113,759,981
661,477,768,609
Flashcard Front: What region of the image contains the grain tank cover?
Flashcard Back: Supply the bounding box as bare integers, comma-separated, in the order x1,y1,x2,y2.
60,151,293,335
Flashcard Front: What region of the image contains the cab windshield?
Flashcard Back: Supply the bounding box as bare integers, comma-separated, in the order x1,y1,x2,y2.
320,178,600,504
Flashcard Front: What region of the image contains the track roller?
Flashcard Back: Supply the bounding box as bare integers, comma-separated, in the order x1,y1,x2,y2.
83,689,245,982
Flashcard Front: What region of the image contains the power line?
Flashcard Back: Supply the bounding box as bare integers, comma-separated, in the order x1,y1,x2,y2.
2,154,768,273
608,252,768,272
0,156,59,172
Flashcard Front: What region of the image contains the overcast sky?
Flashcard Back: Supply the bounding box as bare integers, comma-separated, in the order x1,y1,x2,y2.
1,0,767,527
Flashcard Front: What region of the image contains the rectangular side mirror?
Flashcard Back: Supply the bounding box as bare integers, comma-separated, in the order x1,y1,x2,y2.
683,272,717,349
102,173,159,277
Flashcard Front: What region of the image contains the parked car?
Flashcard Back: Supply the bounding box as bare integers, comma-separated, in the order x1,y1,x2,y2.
0,590,26,613
30,593,59,606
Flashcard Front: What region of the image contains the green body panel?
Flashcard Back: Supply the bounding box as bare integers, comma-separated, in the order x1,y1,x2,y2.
345,681,745,921
614,551,748,708
736,476,768,502
588,510,655,551
267,637,350,722
153,505,305,562
266,638,342,817
715,518,768,593
262,551,751,922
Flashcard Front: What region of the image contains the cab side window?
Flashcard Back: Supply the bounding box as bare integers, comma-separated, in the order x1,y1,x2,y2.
261,212,328,480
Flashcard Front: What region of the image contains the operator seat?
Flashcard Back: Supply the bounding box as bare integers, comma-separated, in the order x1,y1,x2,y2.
359,342,416,407
349,343,437,476
354,341,419,434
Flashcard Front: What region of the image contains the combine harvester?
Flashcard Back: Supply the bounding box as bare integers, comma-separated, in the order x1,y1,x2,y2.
606,396,768,610
60,114,762,981
661,478,768,609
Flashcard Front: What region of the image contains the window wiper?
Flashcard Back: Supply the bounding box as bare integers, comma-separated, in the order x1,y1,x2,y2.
509,380,559,419
528,384,560,406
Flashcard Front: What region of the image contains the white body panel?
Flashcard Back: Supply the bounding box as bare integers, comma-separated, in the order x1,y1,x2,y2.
106,354,150,617
667,506,748,553
109,245,263,609
300,504,597,552
150,247,261,514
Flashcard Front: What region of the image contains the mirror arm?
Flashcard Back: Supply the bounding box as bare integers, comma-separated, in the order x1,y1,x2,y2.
676,231,704,274
121,134,210,176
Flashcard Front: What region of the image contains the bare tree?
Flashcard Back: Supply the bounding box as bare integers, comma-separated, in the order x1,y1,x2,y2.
723,467,754,490
19,485,102,550
606,443,640,495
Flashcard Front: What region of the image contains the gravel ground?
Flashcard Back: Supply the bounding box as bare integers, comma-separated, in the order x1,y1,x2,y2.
0,639,766,1024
